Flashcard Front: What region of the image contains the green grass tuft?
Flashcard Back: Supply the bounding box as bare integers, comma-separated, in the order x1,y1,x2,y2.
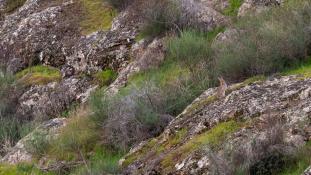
72,147,124,175
94,69,117,87
223,0,243,16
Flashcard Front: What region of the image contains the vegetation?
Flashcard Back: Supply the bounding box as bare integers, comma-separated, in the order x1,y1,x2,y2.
3,0,26,14
0,69,34,155
71,147,124,175
278,141,311,175
16,65,61,86
0,163,54,175
214,1,311,81
94,69,117,87
80,0,117,34
223,0,243,16
48,107,98,161
161,120,241,171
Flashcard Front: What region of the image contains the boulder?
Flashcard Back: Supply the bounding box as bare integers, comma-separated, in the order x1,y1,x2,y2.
17,77,95,120
238,0,283,17
122,75,311,174
1,118,67,164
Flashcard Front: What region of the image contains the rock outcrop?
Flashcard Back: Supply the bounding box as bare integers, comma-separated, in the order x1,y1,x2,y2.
1,118,67,164
122,75,311,174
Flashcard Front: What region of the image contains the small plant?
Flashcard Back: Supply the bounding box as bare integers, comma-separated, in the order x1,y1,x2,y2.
16,65,61,86
223,0,243,16
94,69,117,87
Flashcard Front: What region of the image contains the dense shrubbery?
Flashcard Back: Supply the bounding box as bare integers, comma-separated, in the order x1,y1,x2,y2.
213,1,311,81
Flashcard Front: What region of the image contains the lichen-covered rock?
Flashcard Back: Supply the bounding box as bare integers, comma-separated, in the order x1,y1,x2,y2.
122,75,311,174
107,37,166,95
238,0,283,17
305,166,311,175
181,0,229,31
17,77,95,120
0,0,81,73
1,118,67,164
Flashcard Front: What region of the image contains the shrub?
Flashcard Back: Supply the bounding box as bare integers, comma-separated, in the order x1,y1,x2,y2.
16,65,61,86
168,30,211,72
213,1,311,81
94,69,117,87
97,84,173,151
139,0,181,38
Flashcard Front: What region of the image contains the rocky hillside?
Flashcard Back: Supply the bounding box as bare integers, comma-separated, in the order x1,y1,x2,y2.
0,0,310,174
122,75,311,174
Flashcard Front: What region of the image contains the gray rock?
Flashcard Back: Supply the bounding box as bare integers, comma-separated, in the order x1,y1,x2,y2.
238,0,283,17
1,118,67,164
17,77,93,120
123,75,311,174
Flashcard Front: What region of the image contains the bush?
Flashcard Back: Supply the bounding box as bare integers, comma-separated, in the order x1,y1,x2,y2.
139,0,181,38
93,84,172,151
213,1,311,81
168,30,211,72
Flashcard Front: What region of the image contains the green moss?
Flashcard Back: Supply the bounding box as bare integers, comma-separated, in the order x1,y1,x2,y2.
161,120,241,171
223,0,243,16
94,69,117,87
184,95,218,117
122,138,158,167
16,65,61,86
80,0,117,35
227,75,266,94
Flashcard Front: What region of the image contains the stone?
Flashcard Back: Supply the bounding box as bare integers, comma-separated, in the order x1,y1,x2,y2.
1,118,67,164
